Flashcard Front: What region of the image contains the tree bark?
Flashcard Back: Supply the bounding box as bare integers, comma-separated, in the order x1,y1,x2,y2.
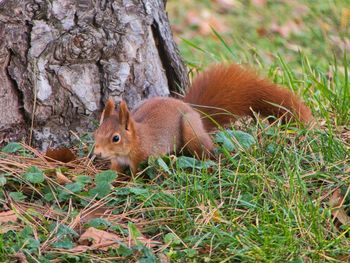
0,0,188,149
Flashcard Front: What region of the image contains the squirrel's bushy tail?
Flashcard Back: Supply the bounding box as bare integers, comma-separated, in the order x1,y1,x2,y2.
183,64,313,131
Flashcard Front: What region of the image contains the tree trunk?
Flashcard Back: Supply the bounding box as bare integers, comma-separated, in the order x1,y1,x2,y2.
0,0,188,149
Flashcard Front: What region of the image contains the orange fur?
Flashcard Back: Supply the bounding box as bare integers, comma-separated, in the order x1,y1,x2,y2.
94,63,313,174
100,98,116,124
184,64,313,130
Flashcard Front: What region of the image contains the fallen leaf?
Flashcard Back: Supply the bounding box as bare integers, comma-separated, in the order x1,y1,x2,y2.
0,210,17,224
78,227,122,251
0,224,21,234
13,252,28,263
212,210,222,223
55,170,72,184
69,226,161,253
336,254,350,261
214,0,238,10
186,9,227,36
270,19,304,37
79,207,112,225
329,189,350,227
68,245,91,253
285,42,302,52
159,253,170,263
341,8,350,30
257,27,268,37
340,127,350,144
251,0,266,6
45,148,76,163
329,36,350,53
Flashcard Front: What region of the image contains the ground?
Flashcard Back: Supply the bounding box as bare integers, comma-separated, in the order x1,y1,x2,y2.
0,0,349,262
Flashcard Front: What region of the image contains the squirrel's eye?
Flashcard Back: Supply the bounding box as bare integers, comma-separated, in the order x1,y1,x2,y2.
112,134,120,143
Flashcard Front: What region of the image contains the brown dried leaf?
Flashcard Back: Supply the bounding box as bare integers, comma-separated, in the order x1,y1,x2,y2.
159,253,170,263
336,254,350,261
136,235,162,248
56,170,72,184
0,224,21,234
340,128,350,144
13,252,28,263
329,189,350,227
186,9,227,36
257,27,268,37
271,19,304,37
0,210,17,224
68,245,91,253
70,226,161,253
251,0,267,6
78,227,122,251
341,8,350,30
214,0,238,10
45,148,76,163
329,36,350,52
79,207,112,225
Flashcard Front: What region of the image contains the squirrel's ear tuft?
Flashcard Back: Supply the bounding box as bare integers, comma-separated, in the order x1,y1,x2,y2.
100,98,115,124
119,100,132,131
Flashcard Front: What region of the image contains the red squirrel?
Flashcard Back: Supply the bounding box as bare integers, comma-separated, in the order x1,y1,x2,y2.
94,63,313,174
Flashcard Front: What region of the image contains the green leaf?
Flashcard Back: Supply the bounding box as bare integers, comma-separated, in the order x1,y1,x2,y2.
65,182,84,193
129,187,150,197
24,166,45,184
164,233,181,246
25,238,40,250
20,226,33,238
75,175,92,184
177,156,216,169
111,224,129,236
87,218,112,230
233,130,256,149
52,238,74,249
0,174,7,186
9,191,26,201
177,156,197,168
215,130,255,151
115,244,134,257
95,170,117,184
1,142,23,153
157,158,172,174
215,131,235,151
139,246,157,263
115,187,132,196
89,181,112,199
44,192,55,202
128,222,141,243
49,223,78,238
58,182,84,201
184,248,197,258
266,143,276,154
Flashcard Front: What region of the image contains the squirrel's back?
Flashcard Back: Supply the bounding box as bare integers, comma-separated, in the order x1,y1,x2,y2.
132,97,207,156
184,64,313,131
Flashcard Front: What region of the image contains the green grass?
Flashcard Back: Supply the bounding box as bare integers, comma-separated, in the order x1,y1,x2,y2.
0,0,350,262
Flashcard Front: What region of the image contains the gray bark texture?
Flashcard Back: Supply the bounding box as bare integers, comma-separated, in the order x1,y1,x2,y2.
0,0,188,149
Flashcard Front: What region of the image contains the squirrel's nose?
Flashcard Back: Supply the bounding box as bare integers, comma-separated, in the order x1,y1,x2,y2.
93,145,102,156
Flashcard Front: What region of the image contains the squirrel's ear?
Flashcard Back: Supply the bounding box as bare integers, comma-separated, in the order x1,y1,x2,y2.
119,100,134,132
100,98,115,124
119,100,132,131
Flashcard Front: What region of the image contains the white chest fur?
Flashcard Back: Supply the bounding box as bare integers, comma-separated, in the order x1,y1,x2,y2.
113,155,131,167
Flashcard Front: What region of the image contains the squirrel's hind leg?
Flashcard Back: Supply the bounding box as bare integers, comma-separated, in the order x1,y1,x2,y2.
181,112,214,159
